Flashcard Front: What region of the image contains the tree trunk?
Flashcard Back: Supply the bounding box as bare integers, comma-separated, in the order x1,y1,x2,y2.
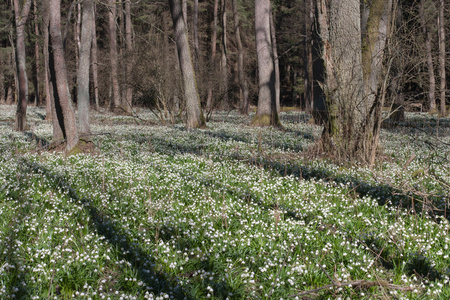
33,0,40,107
182,0,188,34
232,0,249,115
220,0,229,109
318,0,364,159
269,6,280,114
362,0,392,114
123,0,133,113
318,0,392,163
252,0,279,126
206,0,219,112
49,0,79,151
91,3,99,110
169,0,205,129
13,0,32,132
438,0,446,116
108,0,121,111
43,0,53,120
75,3,81,70
193,0,199,70
362,0,393,165
306,0,314,113
420,0,436,112
77,0,94,135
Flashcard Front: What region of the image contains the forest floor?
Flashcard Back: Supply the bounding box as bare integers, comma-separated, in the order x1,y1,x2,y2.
1,104,450,299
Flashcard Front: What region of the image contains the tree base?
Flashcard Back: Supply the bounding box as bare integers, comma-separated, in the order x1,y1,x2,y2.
251,114,281,127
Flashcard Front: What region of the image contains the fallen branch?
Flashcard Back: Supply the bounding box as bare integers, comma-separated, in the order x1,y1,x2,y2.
289,279,417,297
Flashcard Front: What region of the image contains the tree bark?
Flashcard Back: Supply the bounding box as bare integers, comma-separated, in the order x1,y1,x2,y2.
206,0,219,112
269,5,280,114
318,0,364,159
193,0,199,70
77,0,94,135
232,0,249,115
108,0,121,110
33,0,40,106
123,0,133,113
420,0,436,112
220,0,229,109
252,0,279,126
49,0,79,151
169,0,205,128
91,3,99,110
438,0,446,116
304,0,314,113
43,0,53,120
13,0,32,132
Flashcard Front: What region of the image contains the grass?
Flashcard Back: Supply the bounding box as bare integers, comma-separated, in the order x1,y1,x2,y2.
0,105,449,299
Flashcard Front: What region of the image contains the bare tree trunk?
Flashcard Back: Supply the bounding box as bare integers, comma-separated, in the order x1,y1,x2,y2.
123,0,133,113
438,0,446,116
232,0,249,115
318,0,365,158
75,3,81,70
206,0,219,112
169,0,205,128
33,0,40,106
304,0,314,113
269,6,280,114
182,0,188,34
43,0,53,120
220,0,229,109
91,3,99,110
252,0,279,126
49,0,79,151
361,0,393,165
108,0,121,111
193,0,199,70
77,0,93,135
13,0,32,132
420,0,436,112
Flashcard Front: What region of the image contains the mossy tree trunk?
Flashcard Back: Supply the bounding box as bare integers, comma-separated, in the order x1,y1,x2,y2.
317,0,392,163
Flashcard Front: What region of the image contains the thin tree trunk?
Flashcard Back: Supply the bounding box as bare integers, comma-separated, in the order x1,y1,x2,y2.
269,5,280,114
13,0,32,132
43,0,53,120
123,0,133,113
305,0,314,113
91,3,99,110
193,0,199,70
420,0,436,112
108,0,121,110
221,0,228,109
438,0,446,116
182,0,188,34
206,0,219,112
33,0,40,106
75,3,81,70
232,0,249,115
252,0,279,126
49,0,79,151
169,0,205,128
77,0,94,135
